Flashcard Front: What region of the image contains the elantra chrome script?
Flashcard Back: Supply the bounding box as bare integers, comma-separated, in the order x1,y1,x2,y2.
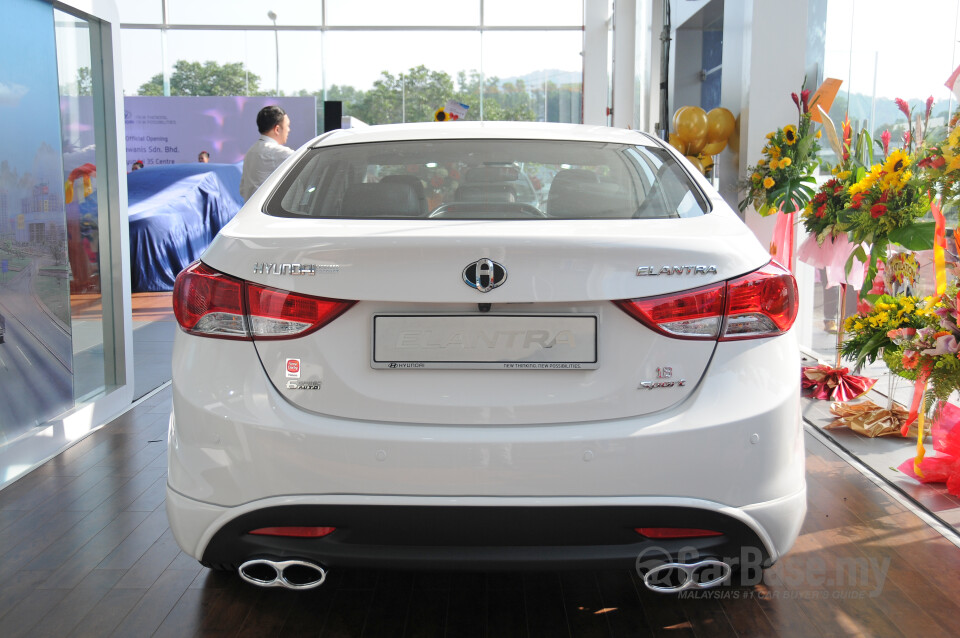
636,265,718,276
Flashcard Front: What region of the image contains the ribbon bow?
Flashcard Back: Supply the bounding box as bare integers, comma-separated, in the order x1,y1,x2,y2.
801,364,877,402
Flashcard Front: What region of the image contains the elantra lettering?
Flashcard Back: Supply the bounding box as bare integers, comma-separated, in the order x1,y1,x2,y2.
397,329,576,350
636,265,718,276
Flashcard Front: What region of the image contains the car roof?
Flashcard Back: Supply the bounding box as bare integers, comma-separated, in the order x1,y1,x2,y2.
310,121,659,148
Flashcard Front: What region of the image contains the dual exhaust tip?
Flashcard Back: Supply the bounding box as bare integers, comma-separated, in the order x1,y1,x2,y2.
237,556,732,593
641,558,732,593
239,558,327,590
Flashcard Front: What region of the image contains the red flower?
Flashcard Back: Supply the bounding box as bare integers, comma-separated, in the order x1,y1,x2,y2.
842,116,852,161
919,154,946,169
791,92,800,112
881,130,891,157
801,90,811,113
895,97,911,119
902,350,919,370
870,203,887,218
903,131,912,146
851,192,864,209
816,203,826,218
926,96,935,120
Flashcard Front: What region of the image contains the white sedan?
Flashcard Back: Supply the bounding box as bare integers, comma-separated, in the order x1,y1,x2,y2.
167,122,805,593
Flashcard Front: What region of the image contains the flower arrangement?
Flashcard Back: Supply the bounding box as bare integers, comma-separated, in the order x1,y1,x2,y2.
884,282,960,401
843,149,930,246
840,294,932,369
739,89,821,216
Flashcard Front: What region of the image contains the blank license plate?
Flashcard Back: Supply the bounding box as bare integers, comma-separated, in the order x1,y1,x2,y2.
372,315,598,370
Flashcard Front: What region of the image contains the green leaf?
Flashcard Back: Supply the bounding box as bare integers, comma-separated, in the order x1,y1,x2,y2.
855,330,890,371
887,222,935,250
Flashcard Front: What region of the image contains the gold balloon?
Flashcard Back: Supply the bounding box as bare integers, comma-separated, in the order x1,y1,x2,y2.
668,133,687,155
701,140,727,156
676,106,708,146
706,107,736,143
685,155,704,174
684,132,707,155
672,106,691,134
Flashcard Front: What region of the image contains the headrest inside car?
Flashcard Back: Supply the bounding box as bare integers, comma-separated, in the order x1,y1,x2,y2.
341,183,423,217
464,166,520,183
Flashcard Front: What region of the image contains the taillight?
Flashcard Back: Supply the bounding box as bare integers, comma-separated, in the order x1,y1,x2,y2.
720,261,798,340
247,284,355,340
172,262,248,340
616,261,797,341
615,283,725,339
173,261,355,340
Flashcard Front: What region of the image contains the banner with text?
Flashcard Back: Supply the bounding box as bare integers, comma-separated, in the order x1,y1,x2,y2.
123,96,317,169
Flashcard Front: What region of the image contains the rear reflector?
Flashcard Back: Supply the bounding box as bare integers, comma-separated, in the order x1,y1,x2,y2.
615,261,797,341
249,526,336,538
173,261,355,340
635,527,723,539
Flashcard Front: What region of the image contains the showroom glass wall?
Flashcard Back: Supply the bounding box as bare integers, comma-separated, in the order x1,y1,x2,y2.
804,0,960,362
114,0,585,126
1,0,133,488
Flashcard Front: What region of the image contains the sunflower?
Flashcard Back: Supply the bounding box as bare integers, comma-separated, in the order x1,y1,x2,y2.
783,125,797,145
883,149,910,176
881,149,910,189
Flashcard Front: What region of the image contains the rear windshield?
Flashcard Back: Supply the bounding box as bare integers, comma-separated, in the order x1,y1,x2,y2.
266,139,709,220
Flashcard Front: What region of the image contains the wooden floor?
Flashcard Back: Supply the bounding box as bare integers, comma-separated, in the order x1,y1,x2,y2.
2,387,960,637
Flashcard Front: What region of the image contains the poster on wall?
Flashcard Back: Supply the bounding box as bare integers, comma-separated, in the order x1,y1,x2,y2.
123,96,317,170
0,0,75,448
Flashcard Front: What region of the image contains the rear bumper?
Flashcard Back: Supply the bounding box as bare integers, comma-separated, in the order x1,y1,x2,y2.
167,487,806,570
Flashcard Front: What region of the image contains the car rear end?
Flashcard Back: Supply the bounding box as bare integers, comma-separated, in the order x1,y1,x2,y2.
166,123,805,591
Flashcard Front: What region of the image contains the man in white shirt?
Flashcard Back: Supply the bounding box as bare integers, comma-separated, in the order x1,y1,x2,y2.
239,105,295,200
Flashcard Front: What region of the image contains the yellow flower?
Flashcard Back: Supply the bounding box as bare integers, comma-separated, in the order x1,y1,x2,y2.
757,159,766,167
780,157,792,167
949,126,960,149
766,132,775,139
783,125,797,145
763,176,775,189
752,172,762,181
837,170,851,180
816,130,822,138
769,159,779,170
897,170,912,191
